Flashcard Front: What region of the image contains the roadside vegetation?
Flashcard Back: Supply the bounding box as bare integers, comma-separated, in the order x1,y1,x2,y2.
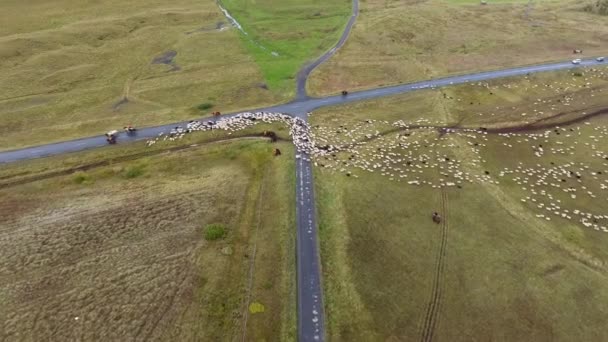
219,0,351,95
308,0,608,95
204,223,227,241
0,136,296,341
311,69,608,340
0,0,284,150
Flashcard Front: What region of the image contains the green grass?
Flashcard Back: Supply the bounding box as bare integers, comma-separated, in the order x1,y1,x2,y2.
312,70,608,340
0,0,285,150
312,68,608,128
204,223,227,241
0,134,296,341
308,0,608,96
123,164,146,178
220,0,351,96
197,102,215,111
72,171,93,184
0,121,293,183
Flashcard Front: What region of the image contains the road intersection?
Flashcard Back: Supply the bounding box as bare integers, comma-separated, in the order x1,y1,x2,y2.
0,58,603,164
1,1,607,340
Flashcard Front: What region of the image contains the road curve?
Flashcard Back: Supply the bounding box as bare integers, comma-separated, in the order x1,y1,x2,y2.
0,58,604,164
295,0,360,100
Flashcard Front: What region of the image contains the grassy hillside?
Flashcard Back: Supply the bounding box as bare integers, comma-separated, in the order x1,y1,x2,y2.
311,69,608,340
0,137,296,340
0,0,283,150
308,0,608,95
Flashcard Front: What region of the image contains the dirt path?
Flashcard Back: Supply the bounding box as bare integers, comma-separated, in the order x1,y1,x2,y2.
0,136,277,189
419,187,449,342
331,105,608,153
239,163,269,342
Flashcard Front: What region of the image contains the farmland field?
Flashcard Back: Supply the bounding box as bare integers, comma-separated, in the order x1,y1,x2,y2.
308,0,608,96
0,137,296,341
310,69,608,340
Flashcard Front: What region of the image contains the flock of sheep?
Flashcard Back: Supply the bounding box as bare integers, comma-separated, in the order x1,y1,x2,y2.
144,109,608,233
313,117,608,233
144,68,608,233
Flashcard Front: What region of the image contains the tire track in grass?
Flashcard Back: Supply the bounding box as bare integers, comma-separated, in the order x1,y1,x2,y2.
240,164,269,342
0,136,278,189
419,187,449,342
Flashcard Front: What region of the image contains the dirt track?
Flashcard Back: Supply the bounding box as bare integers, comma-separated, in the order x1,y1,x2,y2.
0,135,276,189
419,183,450,342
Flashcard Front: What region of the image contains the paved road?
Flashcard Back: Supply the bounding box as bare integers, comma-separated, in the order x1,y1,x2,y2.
0,58,603,164
295,0,360,100
293,1,359,340
295,154,324,342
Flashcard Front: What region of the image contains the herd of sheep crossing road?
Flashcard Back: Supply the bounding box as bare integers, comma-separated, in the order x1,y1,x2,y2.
1,0,608,339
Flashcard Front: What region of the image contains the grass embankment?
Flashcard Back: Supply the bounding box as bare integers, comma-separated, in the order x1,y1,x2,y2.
311,70,608,340
308,0,608,96
0,137,296,341
313,68,608,129
0,122,292,186
219,0,351,95
0,0,284,150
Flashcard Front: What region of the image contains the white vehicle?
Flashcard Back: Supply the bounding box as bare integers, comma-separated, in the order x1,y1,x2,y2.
597,57,605,62
572,59,582,65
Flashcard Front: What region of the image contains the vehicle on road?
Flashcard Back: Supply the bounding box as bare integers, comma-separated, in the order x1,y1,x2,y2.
124,125,137,135
597,57,605,62
572,59,582,64
341,90,348,96
105,130,118,144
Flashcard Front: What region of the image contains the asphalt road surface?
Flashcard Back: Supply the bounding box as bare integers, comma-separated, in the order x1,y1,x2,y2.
293,1,359,340
295,154,324,341
295,0,359,100
0,58,604,164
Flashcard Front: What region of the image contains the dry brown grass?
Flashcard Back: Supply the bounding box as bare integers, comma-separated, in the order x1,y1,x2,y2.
0,139,295,341
308,0,608,96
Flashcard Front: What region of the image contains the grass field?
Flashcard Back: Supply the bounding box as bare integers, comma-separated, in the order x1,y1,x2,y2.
310,69,608,340
219,0,351,94
0,0,288,150
308,0,608,96
0,136,296,340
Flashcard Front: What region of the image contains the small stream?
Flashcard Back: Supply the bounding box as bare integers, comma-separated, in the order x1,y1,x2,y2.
217,2,279,57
